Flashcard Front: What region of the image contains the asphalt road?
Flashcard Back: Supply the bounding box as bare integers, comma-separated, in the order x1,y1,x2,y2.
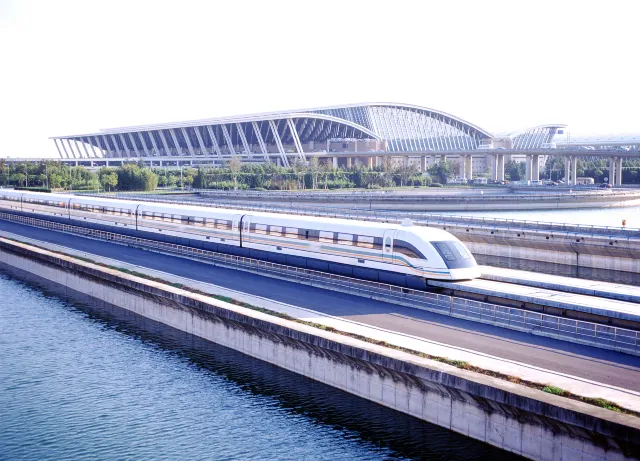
1,219,639,392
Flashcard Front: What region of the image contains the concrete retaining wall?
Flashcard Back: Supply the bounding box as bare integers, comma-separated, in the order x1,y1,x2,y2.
1,240,639,461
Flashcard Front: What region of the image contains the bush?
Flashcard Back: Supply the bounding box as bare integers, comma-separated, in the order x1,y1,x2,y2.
14,186,51,193
429,182,443,187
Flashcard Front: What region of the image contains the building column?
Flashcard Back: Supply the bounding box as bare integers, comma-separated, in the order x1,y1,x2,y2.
572,156,578,185
617,157,623,185
564,157,570,184
532,154,540,181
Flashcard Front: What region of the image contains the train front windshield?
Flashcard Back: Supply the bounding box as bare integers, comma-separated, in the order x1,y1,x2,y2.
432,241,477,269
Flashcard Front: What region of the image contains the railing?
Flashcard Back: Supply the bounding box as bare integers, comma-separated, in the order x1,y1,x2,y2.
80,192,640,238
0,211,638,356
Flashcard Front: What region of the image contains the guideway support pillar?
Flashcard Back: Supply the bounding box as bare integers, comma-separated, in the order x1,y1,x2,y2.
572,156,578,186
526,155,532,181
564,157,570,184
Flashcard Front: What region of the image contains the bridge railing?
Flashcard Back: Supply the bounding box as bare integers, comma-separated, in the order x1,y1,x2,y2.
1,211,638,356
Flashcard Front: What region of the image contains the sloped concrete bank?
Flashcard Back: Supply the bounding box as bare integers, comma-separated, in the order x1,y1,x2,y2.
1,240,639,461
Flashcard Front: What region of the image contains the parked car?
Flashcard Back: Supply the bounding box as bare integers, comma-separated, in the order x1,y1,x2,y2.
599,183,612,189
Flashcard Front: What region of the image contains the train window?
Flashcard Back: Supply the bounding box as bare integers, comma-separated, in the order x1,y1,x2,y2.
394,240,426,259
433,242,456,261
319,231,334,243
194,217,205,227
216,219,232,230
285,227,298,238
252,223,267,234
450,242,471,259
181,216,193,224
337,233,354,245
269,226,283,236
356,235,375,249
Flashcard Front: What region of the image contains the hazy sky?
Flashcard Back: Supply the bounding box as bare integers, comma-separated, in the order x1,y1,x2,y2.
1,0,638,158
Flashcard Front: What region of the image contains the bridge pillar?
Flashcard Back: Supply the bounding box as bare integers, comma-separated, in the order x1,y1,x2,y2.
617,157,623,185
489,155,497,181
564,157,570,184
376,156,383,167
497,154,505,181
332,157,338,169
609,157,616,185
532,154,540,181
402,156,409,168
525,155,532,181
420,156,427,173
466,155,473,181
572,156,578,185
346,157,352,168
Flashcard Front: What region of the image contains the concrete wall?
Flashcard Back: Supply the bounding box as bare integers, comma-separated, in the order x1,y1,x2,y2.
1,241,639,461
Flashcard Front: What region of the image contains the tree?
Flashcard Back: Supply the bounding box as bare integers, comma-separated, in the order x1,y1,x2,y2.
505,160,525,181
100,172,118,191
428,160,453,184
227,158,242,190
308,157,320,190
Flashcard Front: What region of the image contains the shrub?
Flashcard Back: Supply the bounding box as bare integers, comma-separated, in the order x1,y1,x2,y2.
429,182,443,187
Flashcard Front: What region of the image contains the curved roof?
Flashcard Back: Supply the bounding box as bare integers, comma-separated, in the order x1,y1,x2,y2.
304,102,494,140
502,124,567,138
53,112,381,140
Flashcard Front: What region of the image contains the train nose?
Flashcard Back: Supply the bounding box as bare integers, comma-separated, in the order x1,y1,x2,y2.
448,267,481,281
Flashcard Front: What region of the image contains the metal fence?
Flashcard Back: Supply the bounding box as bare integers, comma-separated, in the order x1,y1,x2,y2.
0,210,638,356
79,192,640,238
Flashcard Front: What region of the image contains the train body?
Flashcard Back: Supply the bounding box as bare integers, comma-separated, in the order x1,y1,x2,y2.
0,190,480,286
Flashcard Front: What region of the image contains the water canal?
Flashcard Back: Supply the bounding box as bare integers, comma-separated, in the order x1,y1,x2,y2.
0,267,520,461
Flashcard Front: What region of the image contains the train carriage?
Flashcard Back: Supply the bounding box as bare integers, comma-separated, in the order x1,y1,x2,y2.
0,190,480,285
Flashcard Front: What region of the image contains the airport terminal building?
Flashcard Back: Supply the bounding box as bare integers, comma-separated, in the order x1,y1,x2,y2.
51,102,567,176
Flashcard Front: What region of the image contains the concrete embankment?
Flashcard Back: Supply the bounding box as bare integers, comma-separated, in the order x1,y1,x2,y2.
0,239,639,460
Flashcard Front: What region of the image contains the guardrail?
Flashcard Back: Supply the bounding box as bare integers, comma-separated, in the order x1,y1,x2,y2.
80,192,640,238
0,211,638,356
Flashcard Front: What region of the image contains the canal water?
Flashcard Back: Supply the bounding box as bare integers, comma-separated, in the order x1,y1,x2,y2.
437,205,640,229
0,267,520,461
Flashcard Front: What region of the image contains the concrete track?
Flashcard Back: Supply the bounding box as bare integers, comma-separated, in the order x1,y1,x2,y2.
1,219,639,392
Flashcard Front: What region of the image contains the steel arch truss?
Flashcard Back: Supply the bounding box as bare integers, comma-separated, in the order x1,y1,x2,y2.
307,103,493,152
506,124,568,150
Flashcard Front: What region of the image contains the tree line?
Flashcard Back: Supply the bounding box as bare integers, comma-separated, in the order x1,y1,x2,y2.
0,161,159,192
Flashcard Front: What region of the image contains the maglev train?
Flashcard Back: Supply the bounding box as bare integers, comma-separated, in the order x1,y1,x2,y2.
0,190,480,287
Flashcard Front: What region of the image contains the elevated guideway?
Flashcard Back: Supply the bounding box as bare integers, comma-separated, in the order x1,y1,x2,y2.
428,278,640,329
481,265,640,304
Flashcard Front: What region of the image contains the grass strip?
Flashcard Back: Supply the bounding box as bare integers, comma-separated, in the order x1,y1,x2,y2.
1,235,635,418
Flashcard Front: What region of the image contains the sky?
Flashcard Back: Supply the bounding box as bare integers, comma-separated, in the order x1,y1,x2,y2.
0,0,638,158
